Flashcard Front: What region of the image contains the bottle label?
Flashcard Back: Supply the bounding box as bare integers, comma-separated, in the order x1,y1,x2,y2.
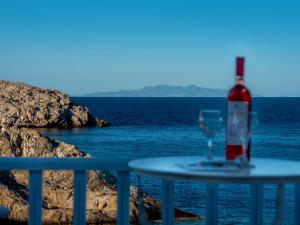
227,101,249,145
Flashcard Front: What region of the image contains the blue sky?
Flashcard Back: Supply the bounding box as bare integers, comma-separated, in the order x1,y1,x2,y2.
0,0,299,96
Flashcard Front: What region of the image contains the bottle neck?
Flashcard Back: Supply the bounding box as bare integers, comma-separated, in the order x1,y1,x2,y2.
235,75,244,85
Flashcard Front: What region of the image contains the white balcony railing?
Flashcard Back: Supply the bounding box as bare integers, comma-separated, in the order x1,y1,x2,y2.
0,157,130,225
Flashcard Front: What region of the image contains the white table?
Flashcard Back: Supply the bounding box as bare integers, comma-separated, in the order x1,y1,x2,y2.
129,156,300,225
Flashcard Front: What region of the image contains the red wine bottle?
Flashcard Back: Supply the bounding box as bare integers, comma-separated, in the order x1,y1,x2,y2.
226,57,252,160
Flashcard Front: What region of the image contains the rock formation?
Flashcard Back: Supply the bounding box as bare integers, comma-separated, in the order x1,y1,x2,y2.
0,80,110,128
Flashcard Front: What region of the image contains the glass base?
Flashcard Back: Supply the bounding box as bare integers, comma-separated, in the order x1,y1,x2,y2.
200,160,225,167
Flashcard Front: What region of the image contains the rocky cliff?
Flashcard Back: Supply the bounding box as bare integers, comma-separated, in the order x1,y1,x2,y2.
0,81,199,223
0,80,110,128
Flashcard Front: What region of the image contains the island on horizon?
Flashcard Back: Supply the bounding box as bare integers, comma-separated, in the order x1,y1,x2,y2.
85,84,264,97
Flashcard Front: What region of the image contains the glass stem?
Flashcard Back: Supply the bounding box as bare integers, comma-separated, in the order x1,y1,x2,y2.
207,138,213,160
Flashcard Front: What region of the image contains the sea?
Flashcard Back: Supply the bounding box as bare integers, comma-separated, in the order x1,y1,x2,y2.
45,97,300,225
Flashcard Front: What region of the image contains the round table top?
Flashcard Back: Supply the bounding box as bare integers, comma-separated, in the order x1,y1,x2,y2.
129,156,300,184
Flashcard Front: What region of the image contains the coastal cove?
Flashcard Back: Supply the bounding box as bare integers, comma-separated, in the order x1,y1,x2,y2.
45,97,300,225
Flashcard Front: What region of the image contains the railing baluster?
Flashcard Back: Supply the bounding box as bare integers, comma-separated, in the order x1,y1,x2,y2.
73,171,86,225
161,180,174,225
250,184,263,225
137,175,146,224
206,184,218,225
273,184,284,225
295,184,300,225
117,171,130,225
29,170,42,225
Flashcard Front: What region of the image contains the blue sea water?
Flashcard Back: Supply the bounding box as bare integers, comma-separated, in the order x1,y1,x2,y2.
45,97,300,225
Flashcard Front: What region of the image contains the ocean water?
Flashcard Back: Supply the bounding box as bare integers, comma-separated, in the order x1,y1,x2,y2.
45,97,300,225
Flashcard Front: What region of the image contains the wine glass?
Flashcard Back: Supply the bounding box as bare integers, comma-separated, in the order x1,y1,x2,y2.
240,111,259,166
199,110,223,162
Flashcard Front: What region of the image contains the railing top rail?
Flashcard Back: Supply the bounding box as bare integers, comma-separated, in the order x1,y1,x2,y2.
0,157,130,171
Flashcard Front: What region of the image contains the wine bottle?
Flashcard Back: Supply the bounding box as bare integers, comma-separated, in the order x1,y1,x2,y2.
226,57,252,160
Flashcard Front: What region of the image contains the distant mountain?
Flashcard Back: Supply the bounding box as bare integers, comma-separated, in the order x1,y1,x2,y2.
86,85,229,97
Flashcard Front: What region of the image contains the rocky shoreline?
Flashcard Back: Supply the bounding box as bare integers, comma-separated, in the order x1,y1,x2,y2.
0,80,200,224
0,81,110,129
